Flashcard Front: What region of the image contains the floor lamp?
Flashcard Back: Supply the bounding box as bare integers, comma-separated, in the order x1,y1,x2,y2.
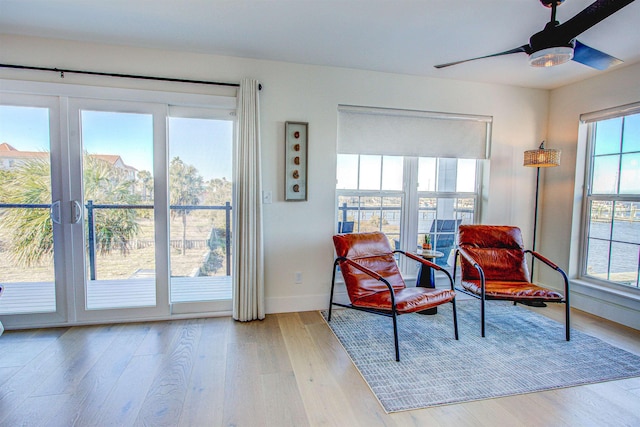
523,141,561,282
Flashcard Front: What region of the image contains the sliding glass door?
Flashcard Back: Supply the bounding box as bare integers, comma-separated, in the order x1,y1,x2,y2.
167,109,234,310
0,81,235,328
0,95,67,324
68,98,170,322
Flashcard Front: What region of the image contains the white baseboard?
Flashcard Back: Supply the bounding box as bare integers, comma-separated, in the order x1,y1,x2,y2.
266,290,350,314
568,280,640,330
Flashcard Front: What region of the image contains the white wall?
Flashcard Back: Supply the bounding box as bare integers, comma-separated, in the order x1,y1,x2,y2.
1,35,549,315
545,62,640,329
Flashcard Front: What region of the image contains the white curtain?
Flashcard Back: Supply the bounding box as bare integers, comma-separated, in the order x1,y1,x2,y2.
232,78,265,321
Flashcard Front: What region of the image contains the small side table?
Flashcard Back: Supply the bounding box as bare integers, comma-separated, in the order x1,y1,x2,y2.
416,249,444,315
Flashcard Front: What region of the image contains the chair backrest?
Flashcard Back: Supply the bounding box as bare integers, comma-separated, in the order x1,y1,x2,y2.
333,232,406,303
457,225,530,282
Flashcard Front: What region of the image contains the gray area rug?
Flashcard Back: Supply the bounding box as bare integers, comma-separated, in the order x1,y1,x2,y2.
322,301,640,413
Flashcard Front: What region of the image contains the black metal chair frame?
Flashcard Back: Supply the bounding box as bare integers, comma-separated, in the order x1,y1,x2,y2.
328,250,459,362
453,248,570,341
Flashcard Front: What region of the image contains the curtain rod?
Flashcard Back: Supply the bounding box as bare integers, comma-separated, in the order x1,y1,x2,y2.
0,63,261,89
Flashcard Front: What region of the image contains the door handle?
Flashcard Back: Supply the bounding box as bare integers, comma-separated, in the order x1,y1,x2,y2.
72,200,82,224
50,200,61,224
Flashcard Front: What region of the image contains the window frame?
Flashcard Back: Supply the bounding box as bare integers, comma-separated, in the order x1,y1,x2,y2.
580,112,640,290
336,154,482,275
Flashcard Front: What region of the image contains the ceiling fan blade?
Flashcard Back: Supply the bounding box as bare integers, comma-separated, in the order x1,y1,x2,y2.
434,45,529,69
572,39,623,69
557,0,636,41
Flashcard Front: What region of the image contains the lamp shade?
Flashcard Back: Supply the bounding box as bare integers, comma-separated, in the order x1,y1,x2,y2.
523,142,561,168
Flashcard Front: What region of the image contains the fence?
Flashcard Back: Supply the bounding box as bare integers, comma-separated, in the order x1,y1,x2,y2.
86,200,232,280
0,201,232,280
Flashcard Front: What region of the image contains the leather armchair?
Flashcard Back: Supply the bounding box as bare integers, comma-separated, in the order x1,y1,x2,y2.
454,225,570,340
329,232,458,361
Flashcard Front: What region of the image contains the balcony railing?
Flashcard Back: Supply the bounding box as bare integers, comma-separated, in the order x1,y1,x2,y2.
0,201,232,280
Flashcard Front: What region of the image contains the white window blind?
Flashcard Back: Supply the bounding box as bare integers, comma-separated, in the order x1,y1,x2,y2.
337,105,492,159
580,101,640,123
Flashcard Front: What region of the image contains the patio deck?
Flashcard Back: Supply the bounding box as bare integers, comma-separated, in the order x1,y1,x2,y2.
0,275,232,315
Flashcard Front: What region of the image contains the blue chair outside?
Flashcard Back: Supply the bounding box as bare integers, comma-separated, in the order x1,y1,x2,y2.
338,221,354,233
429,219,462,267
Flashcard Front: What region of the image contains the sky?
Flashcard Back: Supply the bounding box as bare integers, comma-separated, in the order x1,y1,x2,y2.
0,105,233,181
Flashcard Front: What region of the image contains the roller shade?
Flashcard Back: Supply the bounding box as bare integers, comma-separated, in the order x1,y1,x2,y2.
580,101,640,123
337,105,492,159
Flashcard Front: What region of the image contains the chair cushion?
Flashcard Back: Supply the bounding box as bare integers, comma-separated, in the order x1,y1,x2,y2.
339,254,406,301
334,232,407,302
461,279,564,301
458,225,530,282
460,247,530,282
353,287,456,313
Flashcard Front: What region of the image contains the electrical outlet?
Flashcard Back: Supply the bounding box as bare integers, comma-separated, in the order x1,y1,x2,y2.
295,272,303,284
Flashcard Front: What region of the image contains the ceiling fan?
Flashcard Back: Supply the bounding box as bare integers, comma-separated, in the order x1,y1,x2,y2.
435,0,636,70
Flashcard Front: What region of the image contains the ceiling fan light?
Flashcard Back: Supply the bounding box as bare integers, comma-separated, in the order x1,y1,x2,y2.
529,46,574,67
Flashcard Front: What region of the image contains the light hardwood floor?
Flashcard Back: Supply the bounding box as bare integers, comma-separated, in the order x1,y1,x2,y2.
1,305,639,427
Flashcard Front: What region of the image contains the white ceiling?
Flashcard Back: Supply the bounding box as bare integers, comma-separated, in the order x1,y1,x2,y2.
1,0,639,89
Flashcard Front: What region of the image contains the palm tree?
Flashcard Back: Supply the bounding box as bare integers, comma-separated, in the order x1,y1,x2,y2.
169,157,204,255
0,153,140,266
137,170,153,201
83,154,140,255
0,158,54,266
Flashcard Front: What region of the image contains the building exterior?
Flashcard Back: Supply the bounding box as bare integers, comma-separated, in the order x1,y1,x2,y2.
0,142,137,179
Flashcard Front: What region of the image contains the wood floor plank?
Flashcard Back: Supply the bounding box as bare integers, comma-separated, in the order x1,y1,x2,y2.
134,319,201,426
90,354,164,426
0,330,62,368
0,365,20,387
0,306,638,426
0,326,114,425
493,391,574,427
178,317,229,427
31,325,122,397
134,320,182,356
415,403,483,427
277,312,361,427
389,409,445,427
44,324,151,427
261,371,310,427
306,314,397,427
0,393,70,427
221,339,268,426
255,314,298,375
538,382,640,426
617,376,640,393
454,398,528,427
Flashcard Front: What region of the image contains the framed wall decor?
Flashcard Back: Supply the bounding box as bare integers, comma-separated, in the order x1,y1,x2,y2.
285,121,308,201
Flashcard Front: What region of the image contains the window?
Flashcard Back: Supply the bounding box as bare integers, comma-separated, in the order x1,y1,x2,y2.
337,155,403,245
417,157,477,266
336,105,490,274
336,154,479,270
582,109,640,289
